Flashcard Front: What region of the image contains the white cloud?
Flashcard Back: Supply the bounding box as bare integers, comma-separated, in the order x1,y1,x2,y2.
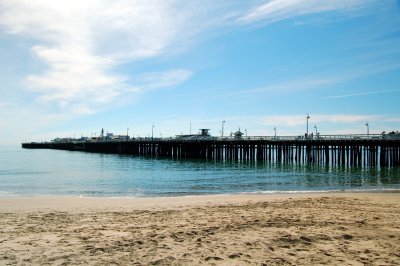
26,45,123,105
0,0,198,111
238,0,369,24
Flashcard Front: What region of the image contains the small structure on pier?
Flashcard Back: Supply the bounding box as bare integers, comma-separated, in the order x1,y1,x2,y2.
199,129,210,136
233,128,244,139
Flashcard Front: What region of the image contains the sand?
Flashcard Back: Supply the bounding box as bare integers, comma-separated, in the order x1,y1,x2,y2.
0,193,399,265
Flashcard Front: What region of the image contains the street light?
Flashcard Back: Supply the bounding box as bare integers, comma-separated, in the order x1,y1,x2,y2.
366,122,369,136
152,125,155,140
127,128,129,139
306,113,310,136
221,120,225,137
245,129,247,137
314,125,318,135
274,127,276,138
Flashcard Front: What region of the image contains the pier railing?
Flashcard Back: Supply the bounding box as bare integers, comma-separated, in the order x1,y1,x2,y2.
215,134,383,141
172,133,396,142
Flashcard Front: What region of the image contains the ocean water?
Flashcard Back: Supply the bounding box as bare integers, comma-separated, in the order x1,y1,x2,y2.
0,145,399,197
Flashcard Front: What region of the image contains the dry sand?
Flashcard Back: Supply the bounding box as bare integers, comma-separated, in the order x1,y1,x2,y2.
0,193,399,265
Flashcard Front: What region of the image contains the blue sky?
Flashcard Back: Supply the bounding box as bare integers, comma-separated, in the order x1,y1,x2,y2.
0,0,399,144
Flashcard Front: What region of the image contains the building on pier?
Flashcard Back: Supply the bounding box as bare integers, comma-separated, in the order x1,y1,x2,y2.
176,129,212,140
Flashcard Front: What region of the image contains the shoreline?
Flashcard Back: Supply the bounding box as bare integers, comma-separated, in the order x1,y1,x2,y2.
1,191,399,212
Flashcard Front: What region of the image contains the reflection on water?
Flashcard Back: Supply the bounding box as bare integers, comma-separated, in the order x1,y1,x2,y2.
0,146,399,197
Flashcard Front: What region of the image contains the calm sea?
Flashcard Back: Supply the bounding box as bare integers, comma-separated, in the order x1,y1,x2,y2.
0,145,399,197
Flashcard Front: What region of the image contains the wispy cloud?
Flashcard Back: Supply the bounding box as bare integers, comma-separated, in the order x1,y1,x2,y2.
236,76,340,95
237,0,373,24
323,89,400,99
133,69,193,92
0,102,75,143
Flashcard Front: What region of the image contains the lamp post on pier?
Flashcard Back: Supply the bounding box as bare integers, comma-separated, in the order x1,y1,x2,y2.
366,122,369,136
306,113,310,137
314,125,317,135
152,125,155,140
221,120,225,138
274,127,276,138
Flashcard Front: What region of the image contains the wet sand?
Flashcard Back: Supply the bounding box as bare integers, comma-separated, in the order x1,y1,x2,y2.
1,193,399,265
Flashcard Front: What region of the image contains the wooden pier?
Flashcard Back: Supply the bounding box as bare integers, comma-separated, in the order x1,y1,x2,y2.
22,134,400,168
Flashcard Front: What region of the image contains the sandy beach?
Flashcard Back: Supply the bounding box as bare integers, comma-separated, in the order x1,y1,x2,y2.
1,193,399,265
